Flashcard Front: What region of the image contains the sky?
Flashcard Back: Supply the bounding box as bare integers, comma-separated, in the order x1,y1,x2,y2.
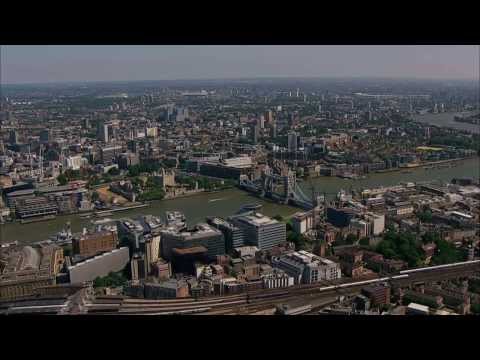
1,45,478,84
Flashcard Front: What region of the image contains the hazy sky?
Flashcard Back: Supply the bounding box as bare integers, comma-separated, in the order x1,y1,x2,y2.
1,45,478,84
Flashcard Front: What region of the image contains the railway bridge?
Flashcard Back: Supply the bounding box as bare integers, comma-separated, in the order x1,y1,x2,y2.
79,260,480,315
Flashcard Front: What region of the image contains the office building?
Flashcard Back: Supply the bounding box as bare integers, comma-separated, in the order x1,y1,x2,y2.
350,218,370,238
160,223,225,260
230,213,286,251
327,207,355,228
288,131,298,152
264,110,273,125
39,129,50,143
9,130,19,145
291,211,315,234
117,218,145,250
364,212,385,235
271,250,341,285
101,145,122,165
64,155,85,170
97,121,110,143
171,246,209,275
72,229,118,258
207,217,245,253
68,247,129,284
130,253,146,281
14,197,58,220
252,124,260,144
144,279,189,299
143,234,161,275
151,259,172,280
117,152,139,169
261,269,294,289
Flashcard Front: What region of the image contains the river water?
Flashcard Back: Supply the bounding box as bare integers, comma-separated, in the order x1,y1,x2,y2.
411,111,480,134
1,156,478,245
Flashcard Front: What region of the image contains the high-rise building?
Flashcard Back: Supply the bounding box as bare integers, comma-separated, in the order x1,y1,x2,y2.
229,213,286,251
258,117,264,129
97,121,110,143
117,152,139,170
271,122,277,139
130,253,146,281
425,127,431,140
264,110,273,124
9,130,19,145
207,217,245,253
252,124,260,145
39,129,50,143
288,132,298,152
364,213,385,236
143,234,161,275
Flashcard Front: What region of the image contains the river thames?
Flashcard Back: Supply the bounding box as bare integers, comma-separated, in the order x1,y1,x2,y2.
1,156,478,245
411,111,480,134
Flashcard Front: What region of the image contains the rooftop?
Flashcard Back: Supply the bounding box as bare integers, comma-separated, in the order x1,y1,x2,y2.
235,213,279,227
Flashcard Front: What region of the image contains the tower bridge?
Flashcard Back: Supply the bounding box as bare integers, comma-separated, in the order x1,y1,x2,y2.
239,169,319,210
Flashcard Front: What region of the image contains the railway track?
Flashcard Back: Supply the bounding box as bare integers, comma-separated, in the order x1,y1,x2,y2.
84,260,480,315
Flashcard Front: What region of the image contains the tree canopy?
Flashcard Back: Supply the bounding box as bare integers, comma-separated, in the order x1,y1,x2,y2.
376,230,423,267
57,173,68,185
93,271,128,288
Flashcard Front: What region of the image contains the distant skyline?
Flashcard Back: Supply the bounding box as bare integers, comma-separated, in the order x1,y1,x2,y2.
1,45,479,84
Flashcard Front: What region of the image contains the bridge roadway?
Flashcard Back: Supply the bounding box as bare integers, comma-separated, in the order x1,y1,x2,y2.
84,260,480,315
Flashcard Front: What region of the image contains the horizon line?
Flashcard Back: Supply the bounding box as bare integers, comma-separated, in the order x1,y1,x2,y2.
2,75,478,87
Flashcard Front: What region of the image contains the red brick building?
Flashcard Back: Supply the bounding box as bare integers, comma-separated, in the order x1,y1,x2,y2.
72,230,118,257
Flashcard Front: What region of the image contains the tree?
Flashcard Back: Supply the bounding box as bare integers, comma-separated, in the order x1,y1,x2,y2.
64,169,81,181
359,237,370,246
421,231,440,244
57,173,68,185
63,245,72,257
376,230,424,267
93,271,128,288
418,209,433,223
138,188,165,202
431,238,463,265
345,234,357,245
108,167,120,176
471,303,480,314
287,231,306,250
102,174,112,183
273,215,284,222
91,191,100,202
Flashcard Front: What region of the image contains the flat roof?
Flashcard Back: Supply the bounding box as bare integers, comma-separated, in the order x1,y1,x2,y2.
172,246,208,255
407,303,430,312
236,213,279,226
